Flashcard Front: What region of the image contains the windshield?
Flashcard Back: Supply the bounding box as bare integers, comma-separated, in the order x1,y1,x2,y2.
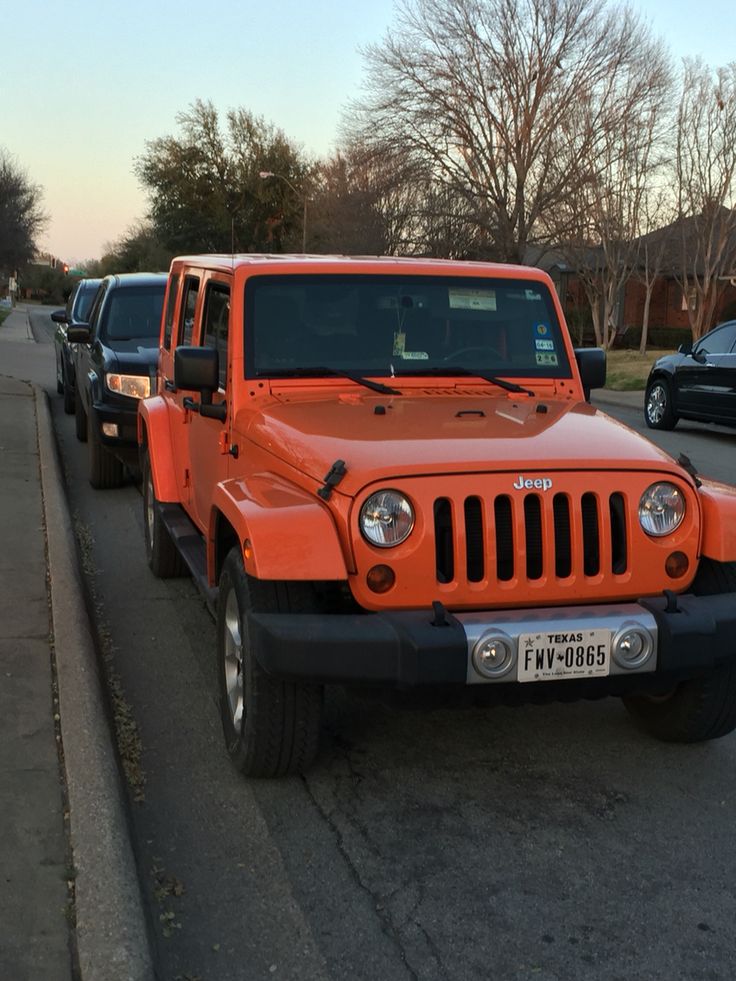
100,285,165,341
245,274,571,381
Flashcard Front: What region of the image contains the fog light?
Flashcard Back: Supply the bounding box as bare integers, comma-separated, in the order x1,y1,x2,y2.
472,633,514,679
665,551,689,578
101,422,119,438
367,564,395,593
612,625,653,669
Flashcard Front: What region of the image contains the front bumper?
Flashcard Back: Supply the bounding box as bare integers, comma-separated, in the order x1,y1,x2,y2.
248,592,736,690
91,399,140,461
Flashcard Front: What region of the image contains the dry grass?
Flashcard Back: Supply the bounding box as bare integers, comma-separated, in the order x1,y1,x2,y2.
604,348,676,391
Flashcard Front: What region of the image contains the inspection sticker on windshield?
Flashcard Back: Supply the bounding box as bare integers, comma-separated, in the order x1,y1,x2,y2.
536,351,558,366
449,289,496,311
535,339,555,351
535,323,549,336
518,629,611,682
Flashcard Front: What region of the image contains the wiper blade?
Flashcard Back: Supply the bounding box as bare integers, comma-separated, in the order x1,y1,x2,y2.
257,366,401,395
395,366,535,396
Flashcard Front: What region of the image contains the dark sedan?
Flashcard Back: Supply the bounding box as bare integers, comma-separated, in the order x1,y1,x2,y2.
644,320,736,430
52,278,102,413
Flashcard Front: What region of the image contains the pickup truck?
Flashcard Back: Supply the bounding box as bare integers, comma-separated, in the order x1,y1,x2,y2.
138,255,736,777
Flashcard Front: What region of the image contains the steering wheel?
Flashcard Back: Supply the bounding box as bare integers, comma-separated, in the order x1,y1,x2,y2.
442,346,504,363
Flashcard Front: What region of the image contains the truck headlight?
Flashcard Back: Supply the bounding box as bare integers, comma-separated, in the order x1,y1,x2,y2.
360,490,414,547
639,482,685,537
106,373,151,399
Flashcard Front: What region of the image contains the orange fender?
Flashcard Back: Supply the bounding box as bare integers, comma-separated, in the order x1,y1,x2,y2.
138,397,180,503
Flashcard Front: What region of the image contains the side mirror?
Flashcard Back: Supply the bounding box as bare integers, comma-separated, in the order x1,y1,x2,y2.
174,346,219,393
175,346,226,421
67,324,91,343
574,347,606,401
51,309,68,324
677,340,692,355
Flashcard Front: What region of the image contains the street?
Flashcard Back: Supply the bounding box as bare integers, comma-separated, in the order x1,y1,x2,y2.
28,305,736,981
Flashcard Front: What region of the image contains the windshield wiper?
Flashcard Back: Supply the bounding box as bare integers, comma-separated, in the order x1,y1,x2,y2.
395,366,535,396
257,366,401,395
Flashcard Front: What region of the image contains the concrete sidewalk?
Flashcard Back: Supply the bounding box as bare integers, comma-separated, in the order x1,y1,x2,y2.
0,305,153,981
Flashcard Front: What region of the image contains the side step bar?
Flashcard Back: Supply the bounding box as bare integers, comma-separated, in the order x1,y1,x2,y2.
157,502,218,617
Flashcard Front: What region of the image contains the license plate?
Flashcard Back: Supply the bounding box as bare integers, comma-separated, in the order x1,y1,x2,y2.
517,628,611,683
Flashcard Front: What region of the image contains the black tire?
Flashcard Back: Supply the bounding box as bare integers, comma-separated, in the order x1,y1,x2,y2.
623,559,736,742
644,377,677,430
62,371,75,415
142,450,187,578
88,420,125,489
75,393,88,442
217,548,323,777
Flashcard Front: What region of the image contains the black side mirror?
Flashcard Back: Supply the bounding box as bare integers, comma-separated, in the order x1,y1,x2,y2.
677,340,692,355
574,347,607,401
67,324,91,343
51,309,68,324
175,346,226,421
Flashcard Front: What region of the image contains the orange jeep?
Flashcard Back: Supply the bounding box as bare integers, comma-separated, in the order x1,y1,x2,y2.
138,255,736,777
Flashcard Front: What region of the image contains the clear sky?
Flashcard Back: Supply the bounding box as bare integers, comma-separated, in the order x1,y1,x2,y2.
2,0,734,263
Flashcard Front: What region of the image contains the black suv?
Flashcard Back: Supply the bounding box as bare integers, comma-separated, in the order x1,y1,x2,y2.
70,272,167,488
52,277,102,414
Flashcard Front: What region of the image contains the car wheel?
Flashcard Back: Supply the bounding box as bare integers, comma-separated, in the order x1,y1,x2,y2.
75,393,88,442
217,547,323,778
62,369,75,415
88,420,125,489
644,377,677,430
623,559,736,742
142,450,187,578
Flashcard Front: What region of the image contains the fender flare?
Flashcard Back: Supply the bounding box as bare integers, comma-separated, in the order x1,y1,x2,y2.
138,396,180,502
211,474,348,581
699,479,736,563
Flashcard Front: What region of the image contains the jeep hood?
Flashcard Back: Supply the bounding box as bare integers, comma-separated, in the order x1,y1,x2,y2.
244,394,685,496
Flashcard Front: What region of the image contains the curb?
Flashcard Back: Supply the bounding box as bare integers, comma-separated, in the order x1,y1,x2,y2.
34,385,155,981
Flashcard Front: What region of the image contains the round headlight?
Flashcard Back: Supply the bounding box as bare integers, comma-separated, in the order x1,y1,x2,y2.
360,490,414,548
639,482,685,537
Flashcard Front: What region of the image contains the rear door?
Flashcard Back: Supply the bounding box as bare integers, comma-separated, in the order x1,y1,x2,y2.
186,275,231,531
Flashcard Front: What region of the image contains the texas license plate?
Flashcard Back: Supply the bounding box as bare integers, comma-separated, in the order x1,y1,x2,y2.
517,628,611,683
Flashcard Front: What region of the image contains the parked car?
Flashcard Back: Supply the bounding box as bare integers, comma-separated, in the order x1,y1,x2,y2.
51,278,102,413
139,254,736,778
70,272,167,488
645,320,736,430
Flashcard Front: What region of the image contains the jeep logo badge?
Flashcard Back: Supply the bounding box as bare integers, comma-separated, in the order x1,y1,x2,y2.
513,475,553,491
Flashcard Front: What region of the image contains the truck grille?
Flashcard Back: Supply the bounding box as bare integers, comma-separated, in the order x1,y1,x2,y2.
433,490,628,586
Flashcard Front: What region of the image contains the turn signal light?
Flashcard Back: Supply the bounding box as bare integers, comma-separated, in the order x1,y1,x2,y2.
367,564,395,593
665,551,689,579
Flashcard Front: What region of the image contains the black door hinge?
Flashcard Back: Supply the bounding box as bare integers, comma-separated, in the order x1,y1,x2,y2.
317,459,347,500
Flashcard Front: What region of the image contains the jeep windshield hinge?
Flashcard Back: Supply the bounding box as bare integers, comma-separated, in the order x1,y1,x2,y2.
317,459,347,500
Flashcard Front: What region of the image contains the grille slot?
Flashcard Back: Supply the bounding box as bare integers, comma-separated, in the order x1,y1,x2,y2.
464,496,484,582
433,486,628,587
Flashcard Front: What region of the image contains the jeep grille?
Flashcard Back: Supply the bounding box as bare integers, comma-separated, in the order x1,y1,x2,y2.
433,490,628,586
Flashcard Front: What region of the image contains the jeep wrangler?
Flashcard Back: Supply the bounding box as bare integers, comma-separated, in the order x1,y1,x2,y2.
138,255,736,777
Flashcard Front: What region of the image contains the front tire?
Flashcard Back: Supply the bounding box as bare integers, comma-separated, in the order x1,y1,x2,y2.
217,548,323,777
75,393,88,442
88,420,125,489
142,450,187,578
623,560,736,742
644,377,677,430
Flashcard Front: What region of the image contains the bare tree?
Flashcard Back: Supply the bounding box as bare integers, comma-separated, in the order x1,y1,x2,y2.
635,189,677,353
557,74,671,348
674,60,736,340
350,0,669,264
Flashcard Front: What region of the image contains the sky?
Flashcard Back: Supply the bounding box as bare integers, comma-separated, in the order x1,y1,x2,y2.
2,0,735,264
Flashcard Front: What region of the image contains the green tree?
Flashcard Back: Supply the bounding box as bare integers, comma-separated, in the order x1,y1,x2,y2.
135,100,308,254
0,149,45,270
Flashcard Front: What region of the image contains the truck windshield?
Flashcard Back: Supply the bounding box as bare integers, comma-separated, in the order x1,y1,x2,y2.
245,274,571,381
101,286,165,341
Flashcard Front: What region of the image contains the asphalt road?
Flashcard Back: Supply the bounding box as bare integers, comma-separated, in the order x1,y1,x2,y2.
29,306,736,981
